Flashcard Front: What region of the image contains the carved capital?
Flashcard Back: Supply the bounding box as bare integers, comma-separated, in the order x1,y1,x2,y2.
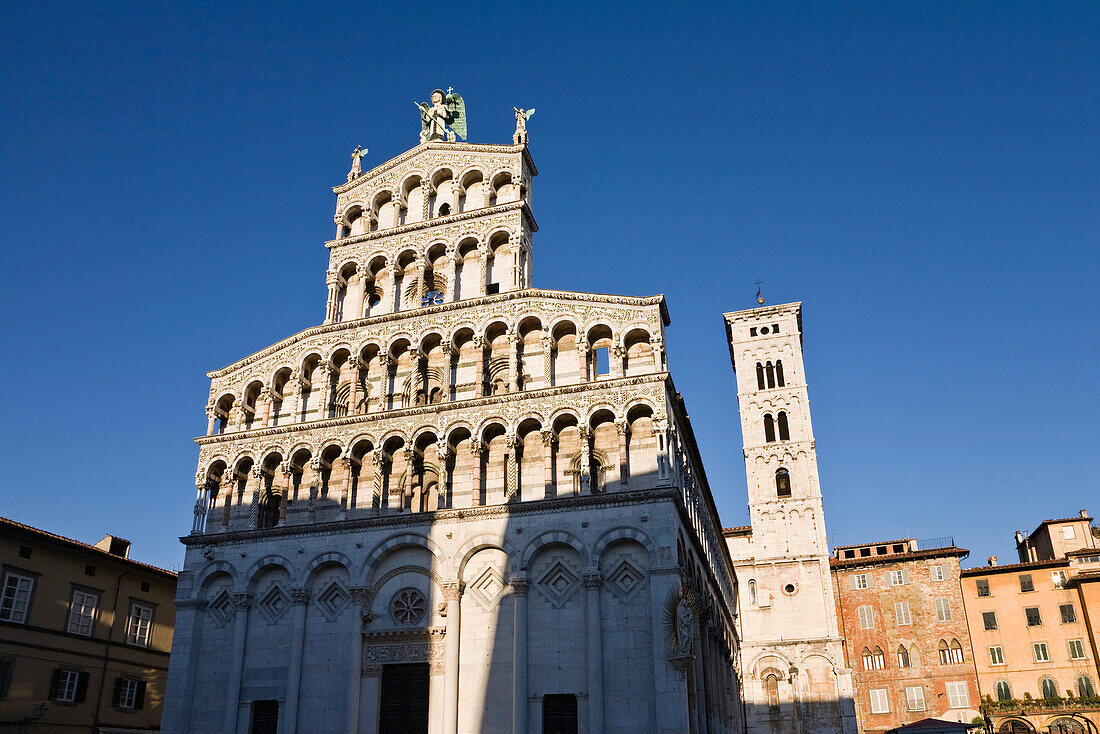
349,586,371,607
540,429,555,447
291,587,310,605
231,592,253,610
615,419,628,435
441,582,465,601
250,465,264,480
583,572,603,590
509,576,529,596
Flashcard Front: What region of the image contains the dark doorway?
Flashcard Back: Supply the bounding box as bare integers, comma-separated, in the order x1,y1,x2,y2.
379,662,429,734
250,700,279,734
543,694,578,734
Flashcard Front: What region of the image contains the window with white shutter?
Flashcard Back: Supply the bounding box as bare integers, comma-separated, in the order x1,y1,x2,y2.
935,597,952,621
858,605,874,630
905,686,926,711
929,564,945,581
895,601,912,625
67,590,99,636
945,681,969,708
126,603,154,647
869,688,889,714
989,646,1004,665
0,573,34,623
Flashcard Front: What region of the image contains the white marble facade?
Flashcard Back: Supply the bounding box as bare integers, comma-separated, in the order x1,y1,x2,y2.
162,128,742,734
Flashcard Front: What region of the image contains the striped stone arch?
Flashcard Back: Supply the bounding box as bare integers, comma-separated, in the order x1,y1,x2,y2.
194,559,241,592
410,423,443,442
362,532,445,585
203,455,232,477
585,403,620,425
511,411,545,433
593,526,655,566
386,332,417,353
326,342,356,362
300,551,357,586
475,417,509,441
747,650,794,678
230,449,257,468
452,533,517,579
519,530,589,571
316,436,345,455
347,432,378,450
244,554,296,590
443,421,474,444
286,440,317,458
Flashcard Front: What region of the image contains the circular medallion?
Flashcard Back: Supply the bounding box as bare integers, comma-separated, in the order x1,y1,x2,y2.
390,587,427,627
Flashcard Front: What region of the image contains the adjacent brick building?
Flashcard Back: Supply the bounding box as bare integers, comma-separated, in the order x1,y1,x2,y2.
831,538,979,732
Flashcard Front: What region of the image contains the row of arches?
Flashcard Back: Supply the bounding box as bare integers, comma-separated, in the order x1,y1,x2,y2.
326,230,531,322
336,168,525,239
763,411,791,443
193,404,663,533
755,360,786,390
206,320,662,435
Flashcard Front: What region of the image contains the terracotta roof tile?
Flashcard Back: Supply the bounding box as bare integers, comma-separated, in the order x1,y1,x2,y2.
0,515,176,578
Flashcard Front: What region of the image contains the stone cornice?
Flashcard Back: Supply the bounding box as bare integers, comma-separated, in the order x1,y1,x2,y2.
180,487,680,547
333,141,537,196
195,373,670,444
206,289,668,378
326,200,537,250
722,301,802,324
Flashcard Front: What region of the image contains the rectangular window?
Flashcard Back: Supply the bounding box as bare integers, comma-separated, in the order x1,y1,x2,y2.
1060,604,1077,624
54,669,82,703
935,597,952,622
1025,607,1042,627
945,681,970,709
930,564,945,581
0,658,13,700
857,605,874,630
983,611,998,630
67,590,99,636
869,688,890,714
851,573,871,590
1063,525,1076,540
126,603,154,647
1019,574,1034,592
114,677,145,710
887,569,910,586
895,601,912,625
905,686,926,712
989,646,1005,665
0,572,34,623
1034,642,1050,662
976,579,990,597
1069,640,1085,660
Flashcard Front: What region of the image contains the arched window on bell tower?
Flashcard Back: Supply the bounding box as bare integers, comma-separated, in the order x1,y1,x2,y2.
775,359,785,387
777,411,790,441
775,468,791,497
756,363,766,390
765,361,776,388
763,414,776,443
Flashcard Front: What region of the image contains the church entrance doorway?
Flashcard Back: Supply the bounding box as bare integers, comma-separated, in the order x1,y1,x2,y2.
543,694,578,734
379,662,429,734
249,700,279,734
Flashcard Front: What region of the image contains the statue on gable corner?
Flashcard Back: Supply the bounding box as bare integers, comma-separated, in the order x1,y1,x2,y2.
513,107,534,145
417,88,466,142
347,145,367,182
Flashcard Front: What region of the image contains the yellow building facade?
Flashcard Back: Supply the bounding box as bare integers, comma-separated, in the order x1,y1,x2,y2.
0,517,176,733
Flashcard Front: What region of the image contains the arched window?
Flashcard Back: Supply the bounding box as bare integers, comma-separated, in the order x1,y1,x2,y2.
777,411,790,441
765,674,780,710
748,580,757,606
1041,677,1059,700
872,647,885,669
764,414,776,443
775,360,785,387
756,363,766,390
332,383,351,418
438,203,451,216
775,468,791,497
861,648,874,670
995,680,1011,701
1078,675,1095,698
765,362,776,388
897,645,910,668
938,640,950,665
949,639,964,663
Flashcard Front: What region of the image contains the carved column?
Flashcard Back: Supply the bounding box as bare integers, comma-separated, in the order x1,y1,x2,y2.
220,474,234,529
223,592,252,734
507,332,520,392
346,587,369,734
192,480,208,534
408,258,425,309
437,445,451,509
258,387,273,427
247,466,263,529
336,456,351,521
286,370,303,423
541,430,555,498
325,270,339,324
283,587,310,734
442,246,457,302
616,419,629,486
584,572,605,734
654,418,671,483
477,244,488,295
652,336,666,371
205,404,218,435
307,459,321,523
279,465,292,525
369,451,384,516
402,448,415,511
541,333,553,387
380,267,396,314
577,343,589,383
611,344,624,378
473,337,486,397
411,348,426,405
420,181,433,221
511,577,530,734
347,357,361,415
379,355,394,410
578,427,592,495
442,582,464,734
504,433,518,501
227,405,242,432
441,341,455,400
469,441,483,506
316,363,333,419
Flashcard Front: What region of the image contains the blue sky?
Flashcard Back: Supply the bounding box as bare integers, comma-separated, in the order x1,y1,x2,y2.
1,1,1097,570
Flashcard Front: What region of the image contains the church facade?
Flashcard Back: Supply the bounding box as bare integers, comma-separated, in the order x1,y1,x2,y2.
162,100,742,734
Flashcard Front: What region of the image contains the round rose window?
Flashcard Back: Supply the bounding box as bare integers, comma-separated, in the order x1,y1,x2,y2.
390,588,427,627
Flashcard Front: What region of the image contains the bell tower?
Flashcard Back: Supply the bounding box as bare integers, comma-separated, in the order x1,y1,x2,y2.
723,301,856,734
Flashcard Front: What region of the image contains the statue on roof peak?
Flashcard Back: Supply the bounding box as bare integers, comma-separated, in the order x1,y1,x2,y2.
417,88,466,143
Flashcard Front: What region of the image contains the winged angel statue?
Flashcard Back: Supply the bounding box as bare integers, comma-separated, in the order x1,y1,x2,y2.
417,88,466,142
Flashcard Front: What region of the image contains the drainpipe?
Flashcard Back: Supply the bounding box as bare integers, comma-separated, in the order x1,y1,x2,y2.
92,567,135,731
